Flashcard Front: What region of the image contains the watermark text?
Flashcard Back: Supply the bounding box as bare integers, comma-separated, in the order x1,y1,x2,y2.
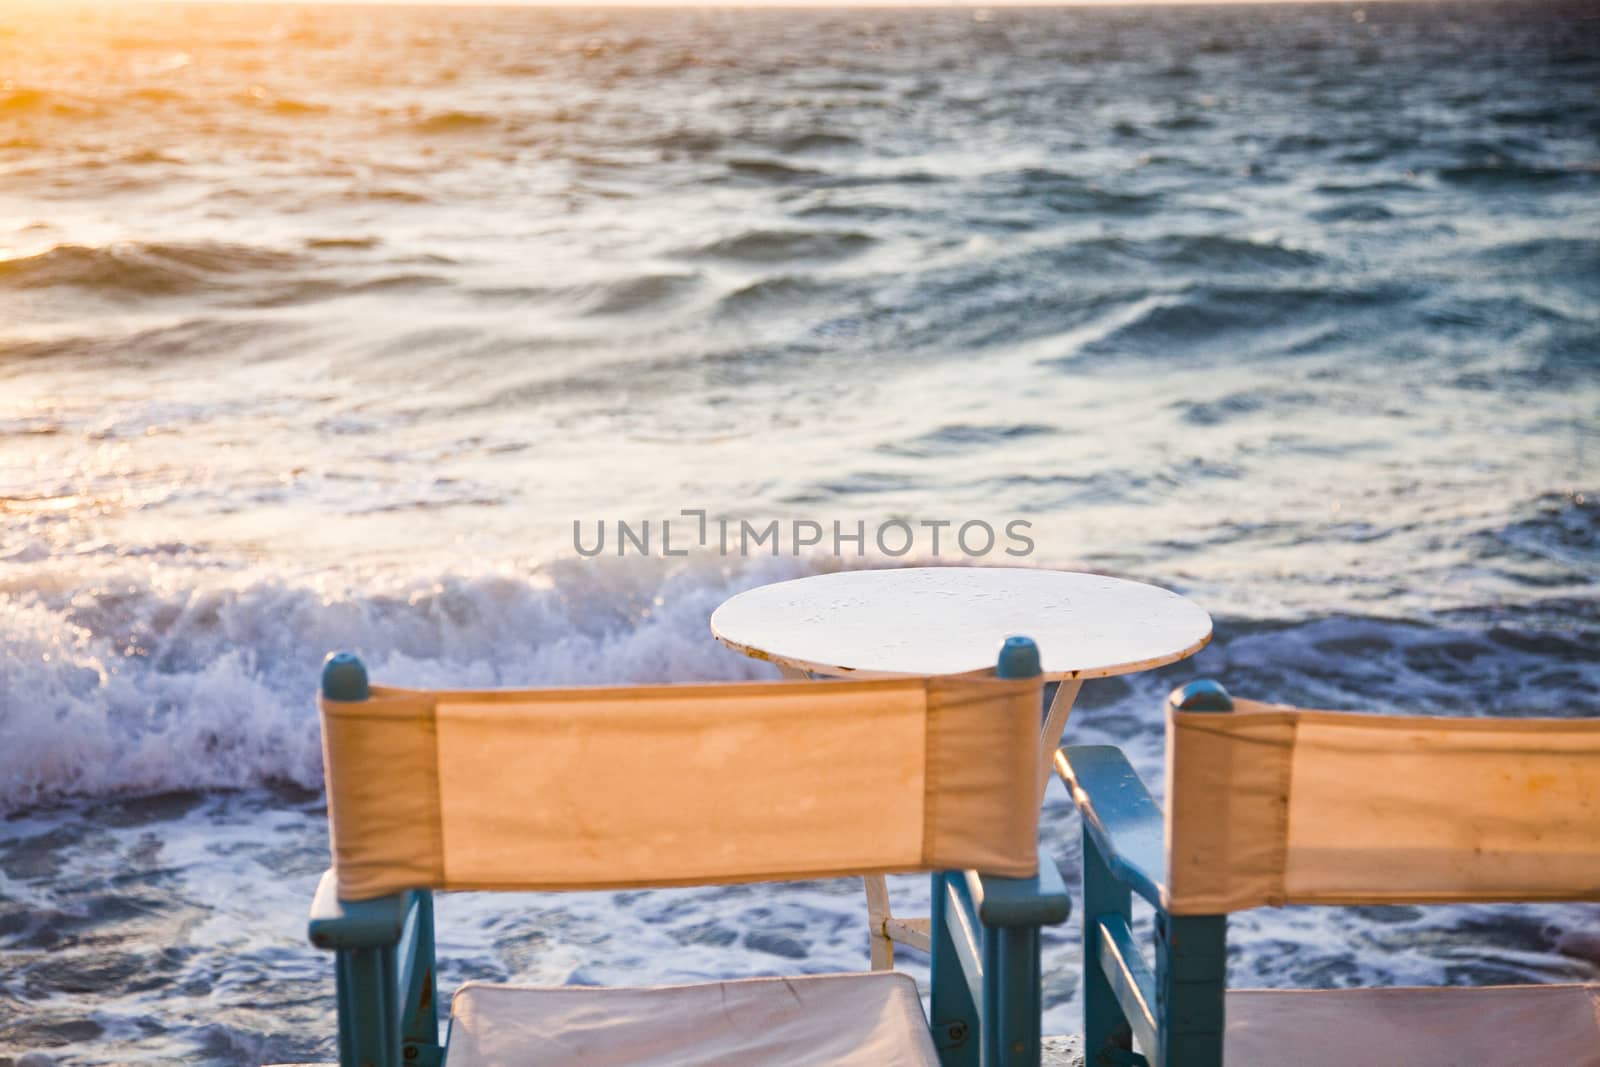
573,511,1034,558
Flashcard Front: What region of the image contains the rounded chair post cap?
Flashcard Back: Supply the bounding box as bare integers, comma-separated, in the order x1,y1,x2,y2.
322,652,370,701
1171,678,1233,712
996,635,1042,679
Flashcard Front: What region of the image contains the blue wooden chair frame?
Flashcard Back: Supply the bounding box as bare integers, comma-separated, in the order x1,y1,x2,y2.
307,637,1071,1067
1057,679,1234,1067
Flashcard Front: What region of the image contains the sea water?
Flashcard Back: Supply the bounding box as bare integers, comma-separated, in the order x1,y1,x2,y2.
0,2,1596,1062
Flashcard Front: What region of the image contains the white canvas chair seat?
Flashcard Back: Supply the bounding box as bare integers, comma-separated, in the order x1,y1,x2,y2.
442,972,941,1067
1224,983,1600,1067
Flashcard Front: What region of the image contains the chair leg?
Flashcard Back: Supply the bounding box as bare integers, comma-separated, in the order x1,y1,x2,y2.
1154,914,1225,1067
984,923,1044,1066
1083,828,1135,1066
930,872,980,1067
336,945,400,1067
399,892,441,1065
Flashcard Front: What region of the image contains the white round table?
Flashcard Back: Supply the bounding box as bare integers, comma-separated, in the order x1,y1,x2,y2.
711,566,1213,970
711,566,1212,682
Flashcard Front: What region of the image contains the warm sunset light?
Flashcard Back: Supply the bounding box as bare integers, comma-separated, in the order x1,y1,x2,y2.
1,0,1595,1063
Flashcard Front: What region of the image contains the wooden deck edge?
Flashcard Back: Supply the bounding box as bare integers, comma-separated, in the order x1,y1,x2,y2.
1043,1034,1086,1067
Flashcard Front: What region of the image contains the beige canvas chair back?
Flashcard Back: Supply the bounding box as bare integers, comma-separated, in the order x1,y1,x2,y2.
321,673,1042,900
1165,697,1600,914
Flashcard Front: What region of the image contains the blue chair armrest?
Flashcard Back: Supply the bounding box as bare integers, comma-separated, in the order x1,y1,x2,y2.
308,869,410,950
963,856,1072,928
1056,746,1166,907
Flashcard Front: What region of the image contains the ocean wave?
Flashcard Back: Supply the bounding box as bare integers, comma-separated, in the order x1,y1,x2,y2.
992,168,1158,216
686,229,873,264
407,109,499,134
1069,283,1417,360
769,131,860,154
3,547,1593,816
1309,201,1395,223
645,128,723,156
0,241,305,296
232,90,330,116
121,148,185,166
1312,178,1421,196
722,157,826,184
971,454,1243,510
877,422,1057,459
304,235,382,250
0,317,296,366
1475,236,1600,278
472,272,701,316
1208,608,1600,715
1063,234,1323,274
338,186,432,204
1174,388,1320,427
0,556,817,813
1465,490,1597,575
0,86,85,115
576,272,702,316
1437,158,1594,187
245,272,453,309
714,274,838,316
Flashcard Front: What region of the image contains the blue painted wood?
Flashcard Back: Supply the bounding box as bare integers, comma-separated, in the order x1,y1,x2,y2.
322,651,370,701
996,635,1041,680
397,891,441,1064
308,877,439,1066
1082,825,1137,1066
1154,914,1226,1067
309,871,408,950
308,871,414,1067
337,944,399,1067
931,871,982,1067
1096,915,1159,1062
987,923,1044,1065
981,913,1003,1064
986,633,1054,1065
1168,679,1232,713
1064,679,1231,1067
1059,746,1165,907
963,861,1071,928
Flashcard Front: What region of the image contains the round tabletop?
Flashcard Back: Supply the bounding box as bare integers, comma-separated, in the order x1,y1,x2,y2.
711,567,1212,680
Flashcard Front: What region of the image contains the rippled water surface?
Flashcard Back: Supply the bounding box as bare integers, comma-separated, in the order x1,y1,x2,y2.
0,2,1597,1063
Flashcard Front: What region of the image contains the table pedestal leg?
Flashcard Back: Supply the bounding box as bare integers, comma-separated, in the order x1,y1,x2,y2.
776,661,906,968
864,875,894,970
1038,679,1083,804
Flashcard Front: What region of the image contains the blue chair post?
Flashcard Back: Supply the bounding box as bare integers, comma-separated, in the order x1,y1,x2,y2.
1082,807,1135,1064
314,652,442,1067
931,636,1068,1067
986,636,1046,1067
931,871,982,1067
1151,682,1230,1067
1068,679,1231,1067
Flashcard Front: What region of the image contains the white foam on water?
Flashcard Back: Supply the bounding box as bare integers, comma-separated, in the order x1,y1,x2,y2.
0,554,820,813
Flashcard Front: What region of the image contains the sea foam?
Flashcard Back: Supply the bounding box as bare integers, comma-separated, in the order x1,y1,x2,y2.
0,556,814,812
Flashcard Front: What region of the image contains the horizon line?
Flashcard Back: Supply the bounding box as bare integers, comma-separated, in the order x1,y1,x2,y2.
126,0,1468,8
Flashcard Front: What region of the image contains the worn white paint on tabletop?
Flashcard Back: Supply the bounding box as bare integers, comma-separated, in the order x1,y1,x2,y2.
711,567,1213,680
